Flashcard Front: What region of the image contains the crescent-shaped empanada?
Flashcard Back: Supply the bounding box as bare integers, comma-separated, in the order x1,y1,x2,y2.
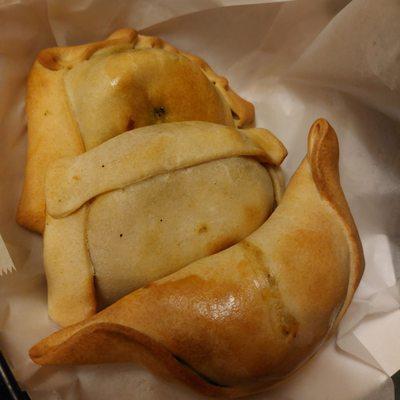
30,119,364,398
17,28,255,234
43,121,287,326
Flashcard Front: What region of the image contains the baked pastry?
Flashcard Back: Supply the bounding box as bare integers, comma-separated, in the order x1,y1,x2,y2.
42,121,287,326
30,119,364,398
17,28,254,234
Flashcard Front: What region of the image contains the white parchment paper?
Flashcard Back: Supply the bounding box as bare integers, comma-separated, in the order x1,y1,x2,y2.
0,0,399,399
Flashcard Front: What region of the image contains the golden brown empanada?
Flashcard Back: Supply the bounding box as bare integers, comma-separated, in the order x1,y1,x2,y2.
30,119,364,398
42,121,287,326
17,28,255,234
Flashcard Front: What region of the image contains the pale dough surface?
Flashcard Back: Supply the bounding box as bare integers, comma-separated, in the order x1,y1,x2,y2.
88,157,274,305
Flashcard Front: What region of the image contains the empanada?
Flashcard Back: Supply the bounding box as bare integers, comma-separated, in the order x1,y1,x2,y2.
17,28,255,234
30,119,364,398
43,121,287,326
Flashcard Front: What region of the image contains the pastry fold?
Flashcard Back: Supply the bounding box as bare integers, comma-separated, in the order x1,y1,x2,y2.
18,28,255,233
43,121,287,326
30,119,364,398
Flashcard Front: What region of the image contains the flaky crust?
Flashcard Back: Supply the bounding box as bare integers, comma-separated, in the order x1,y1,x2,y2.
17,28,255,233
30,119,364,398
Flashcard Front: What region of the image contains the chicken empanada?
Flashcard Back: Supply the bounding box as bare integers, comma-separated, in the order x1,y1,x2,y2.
17,28,254,234
30,119,364,398
42,121,287,326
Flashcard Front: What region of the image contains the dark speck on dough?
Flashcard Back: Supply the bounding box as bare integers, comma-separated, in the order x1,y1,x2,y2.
154,106,166,118
267,273,277,287
231,110,240,121
126,118,135,130
119,233,123,237
101,164,105,168
281,326,291,336
198,224,208,234
160,218,163,222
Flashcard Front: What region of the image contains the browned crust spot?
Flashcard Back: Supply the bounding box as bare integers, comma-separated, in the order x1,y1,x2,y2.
240,240,299,339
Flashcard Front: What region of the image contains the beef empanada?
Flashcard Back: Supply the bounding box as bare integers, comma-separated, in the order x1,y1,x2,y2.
42,121,287,326
17,28,254,234
30,119,363,398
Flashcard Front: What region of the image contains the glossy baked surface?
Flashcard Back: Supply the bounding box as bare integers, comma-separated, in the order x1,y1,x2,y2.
31,120,364,398
43,121,287,326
